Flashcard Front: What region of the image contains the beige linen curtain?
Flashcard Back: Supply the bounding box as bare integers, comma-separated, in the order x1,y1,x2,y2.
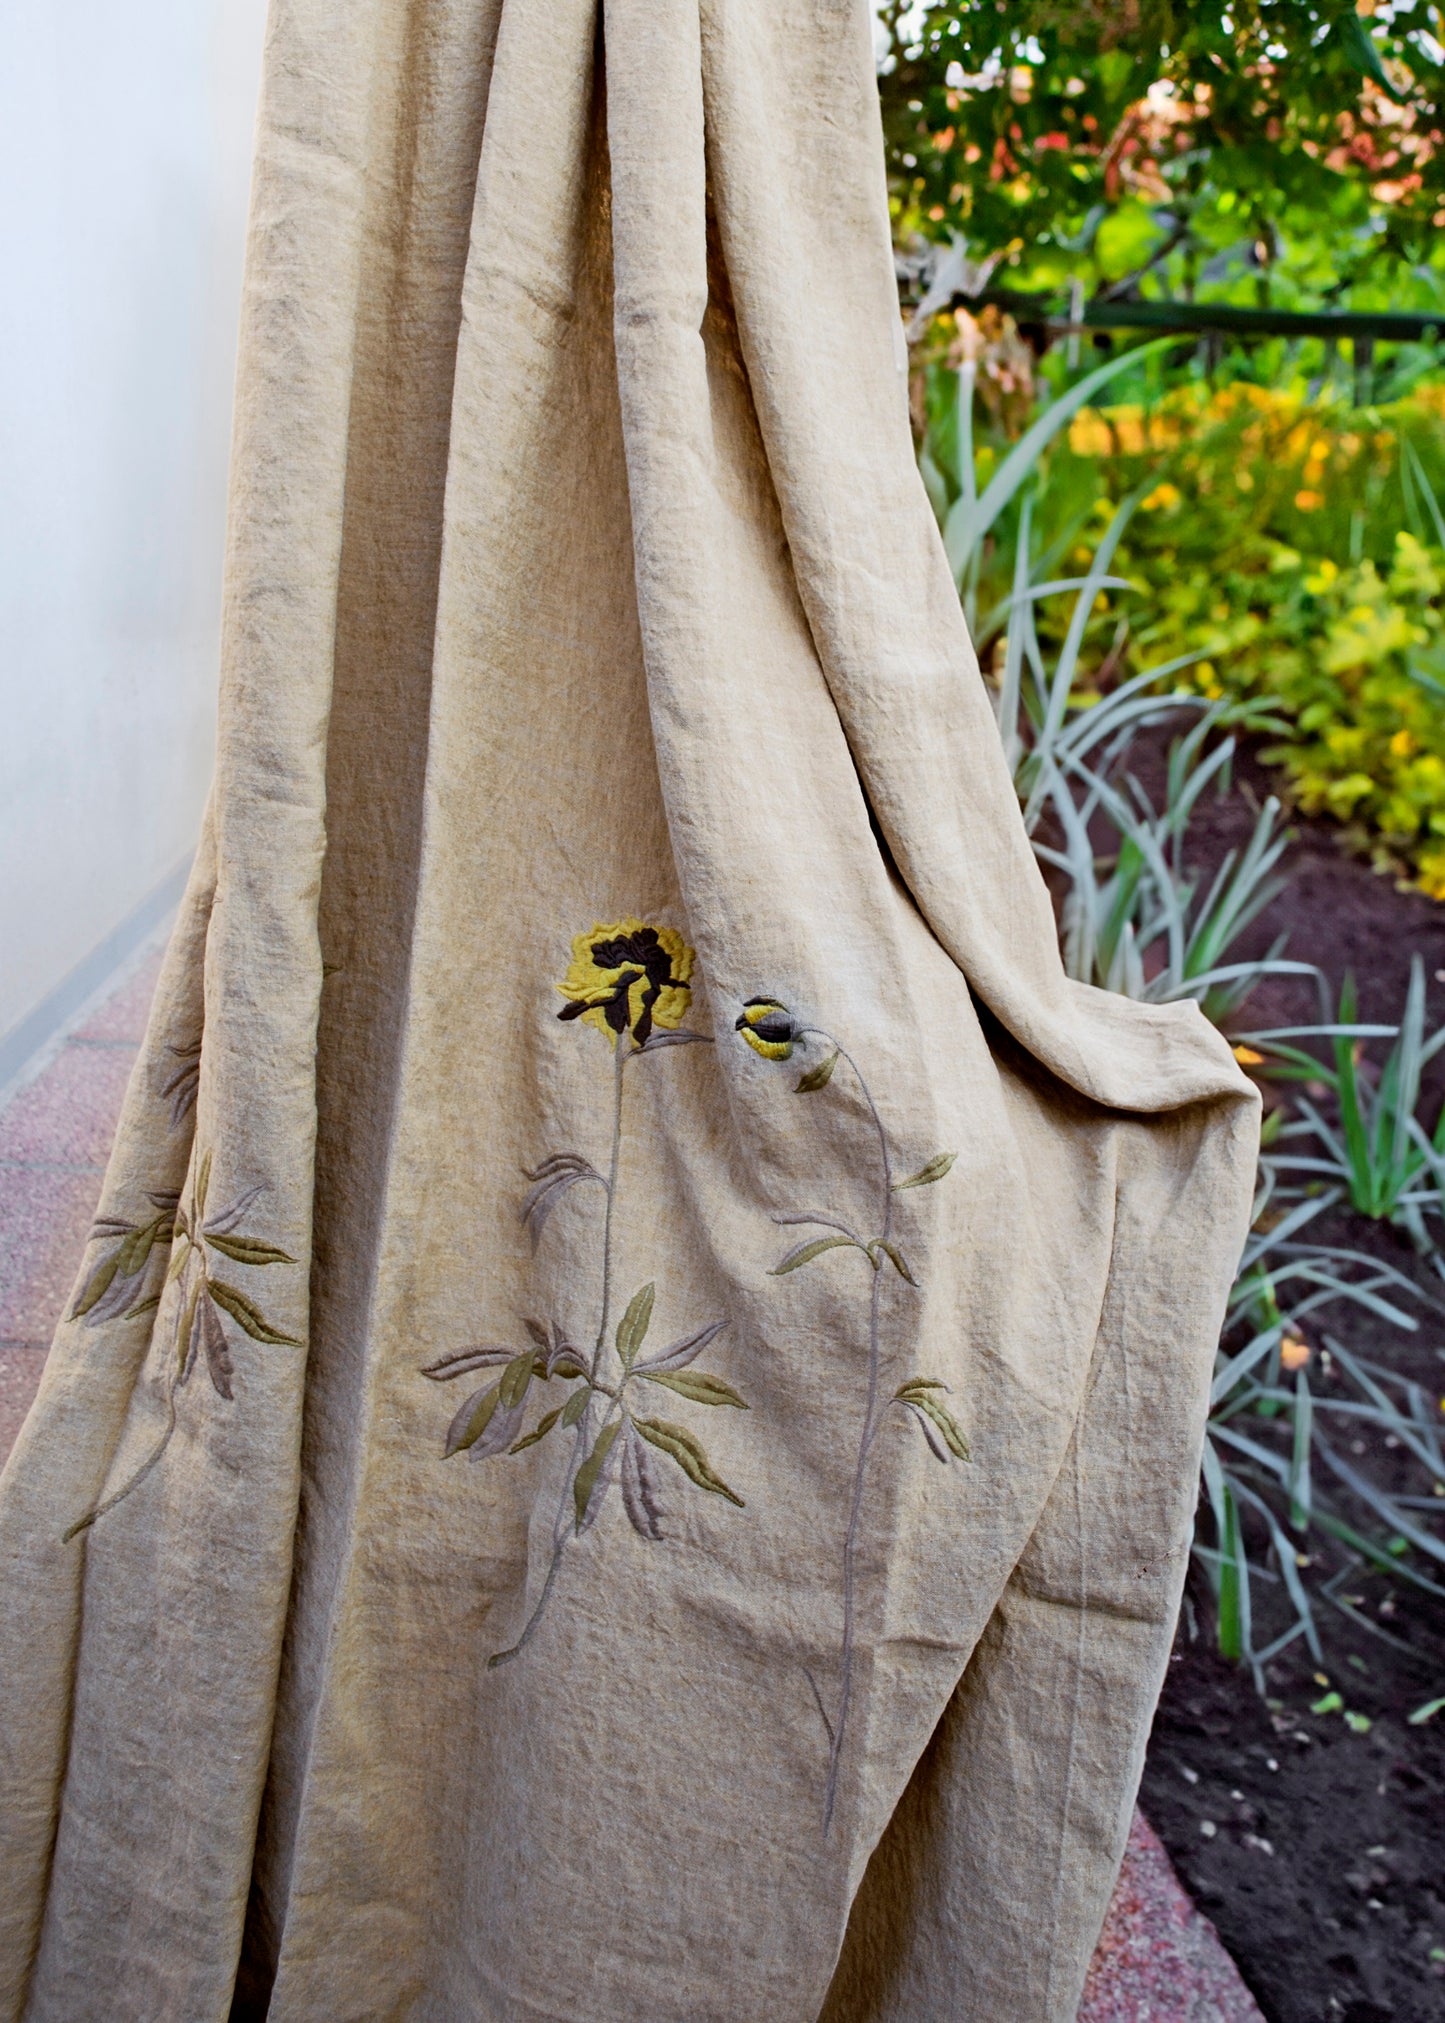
0,1,1258,2016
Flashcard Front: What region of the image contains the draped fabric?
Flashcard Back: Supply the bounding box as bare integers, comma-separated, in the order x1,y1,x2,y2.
0,2,1258,2016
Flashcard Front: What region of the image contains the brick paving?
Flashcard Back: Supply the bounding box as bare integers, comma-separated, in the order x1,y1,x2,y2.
0,948,161,1460
0,951,1263,2019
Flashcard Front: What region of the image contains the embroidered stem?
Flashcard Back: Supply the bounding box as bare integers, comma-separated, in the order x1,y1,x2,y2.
810,1036,895,1833
742,992,962,1836
493,1038,631,1667
62,1382,179,1542
592,1037,629,1382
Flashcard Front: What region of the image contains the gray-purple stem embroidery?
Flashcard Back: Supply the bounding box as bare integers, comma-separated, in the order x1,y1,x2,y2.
736,997,969,1831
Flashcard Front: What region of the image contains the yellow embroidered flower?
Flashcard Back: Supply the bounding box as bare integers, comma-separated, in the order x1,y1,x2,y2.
557,920,694,1047
735,998,800,1060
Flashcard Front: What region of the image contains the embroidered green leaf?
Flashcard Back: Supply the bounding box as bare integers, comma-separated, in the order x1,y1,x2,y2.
511,1407,562,1453
621,1425,665,1539
499,1349,536,1410
869,1240,916,1285
195,1149,213,1220
165,1234,192,1285
445,1382,500,1457
795,1050,839,1094
208,1279,302,1346
177,1279,204,1378
635,1417,744,1507
71,1252,121,1320
895,1378,948,1399
641,1370,748,1409
906,1392,970,1460
634,1318,726,1374
116,1217,163,1278
421,1345,516,1381
615,1282,655,1367
771,1235,863,1275
893,1152,957,1191
574,1419,621,1530
124,1295,162,1321
561,1384,591,1428
204,1232,296,1267
550,1351,589,1381
199,1296,234,1400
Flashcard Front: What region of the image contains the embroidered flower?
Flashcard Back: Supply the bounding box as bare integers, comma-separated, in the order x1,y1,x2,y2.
557,920,694,1047
430,919,740,1671
735,997,800,1060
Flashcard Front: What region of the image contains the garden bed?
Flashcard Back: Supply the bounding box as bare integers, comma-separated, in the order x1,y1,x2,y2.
1144,1628,1445,2023
1128,731,1445,2020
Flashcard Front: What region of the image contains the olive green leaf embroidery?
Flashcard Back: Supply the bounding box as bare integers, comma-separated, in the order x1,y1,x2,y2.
736,995,968,1831
64,1148,301,1541
159,1035,202,1129
70,1193,180,1326
424,921,747,1669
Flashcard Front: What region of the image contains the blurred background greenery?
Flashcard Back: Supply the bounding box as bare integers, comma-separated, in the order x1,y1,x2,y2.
877,3,1445,1684
885,0,1445,892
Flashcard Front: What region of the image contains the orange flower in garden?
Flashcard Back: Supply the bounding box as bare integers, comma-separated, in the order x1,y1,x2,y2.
1281,1338,1311,1373
1233,1044,1265,1067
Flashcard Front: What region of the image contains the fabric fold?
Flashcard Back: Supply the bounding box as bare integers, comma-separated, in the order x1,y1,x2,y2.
0,3,1258,2018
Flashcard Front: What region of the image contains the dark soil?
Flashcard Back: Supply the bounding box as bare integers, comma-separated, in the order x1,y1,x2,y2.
1143,1637,1445,2023
1124,725,1445,2021
1123,723,1445,1038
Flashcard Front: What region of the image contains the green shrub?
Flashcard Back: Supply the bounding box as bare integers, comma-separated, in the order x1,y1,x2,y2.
917,344,1445,894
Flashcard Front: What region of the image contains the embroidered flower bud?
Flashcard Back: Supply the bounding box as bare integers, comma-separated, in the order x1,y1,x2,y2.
735,998,800,1060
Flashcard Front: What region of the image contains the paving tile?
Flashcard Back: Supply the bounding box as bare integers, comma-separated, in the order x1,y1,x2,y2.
0,1040,135,1167
0,1344,48,1469
0,1163,106,1339
73,948,164,1043
1080,1811,1263,2021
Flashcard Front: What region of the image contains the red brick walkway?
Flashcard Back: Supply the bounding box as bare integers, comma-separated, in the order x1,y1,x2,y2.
0,949,1263,2020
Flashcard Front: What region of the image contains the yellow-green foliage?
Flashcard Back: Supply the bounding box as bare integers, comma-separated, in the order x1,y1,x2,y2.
1058,384,1445,895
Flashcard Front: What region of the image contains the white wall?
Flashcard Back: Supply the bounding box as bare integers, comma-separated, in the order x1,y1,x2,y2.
0,0,269,1059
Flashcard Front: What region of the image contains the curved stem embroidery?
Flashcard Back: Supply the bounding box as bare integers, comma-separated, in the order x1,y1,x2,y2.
64,1148,300,1540
423,920,747,1669
736,997,970,1831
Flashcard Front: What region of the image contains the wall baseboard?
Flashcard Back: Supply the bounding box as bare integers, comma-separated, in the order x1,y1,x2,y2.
0,857,191,1102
